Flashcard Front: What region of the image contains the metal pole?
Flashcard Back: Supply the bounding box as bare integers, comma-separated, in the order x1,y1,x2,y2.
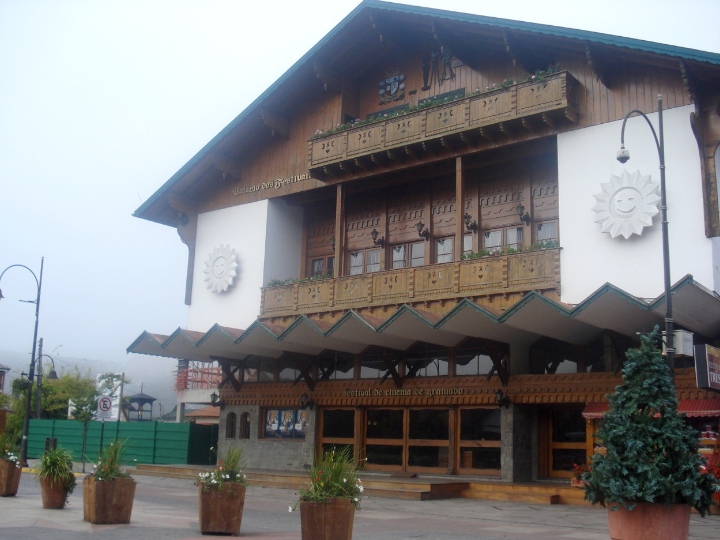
657,95,674,379
20,257,44,465
35,338,44,418
617,95,673,379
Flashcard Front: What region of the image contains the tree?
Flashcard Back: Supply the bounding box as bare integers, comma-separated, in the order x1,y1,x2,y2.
70,372,129,473
584,327,717,516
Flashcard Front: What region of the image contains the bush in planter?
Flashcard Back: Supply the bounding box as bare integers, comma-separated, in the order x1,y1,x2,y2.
84,438,136,524
292,446,364,540
0,432,22,496
583,328,717,529
37,447,76,509
195,445,249,535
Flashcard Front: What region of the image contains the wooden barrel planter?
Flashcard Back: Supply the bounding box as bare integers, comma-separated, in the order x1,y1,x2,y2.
40,478,70,509
300,498,355,540
83,476,136,524
0,459,22,497
198,483,246,536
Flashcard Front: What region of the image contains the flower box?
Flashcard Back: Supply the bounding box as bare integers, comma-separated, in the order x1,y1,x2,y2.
83,476,136,524
0,458,21,497
300,498,355,540
198,483,246,535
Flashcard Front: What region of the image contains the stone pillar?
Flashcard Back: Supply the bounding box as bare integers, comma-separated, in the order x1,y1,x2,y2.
500,403,533,482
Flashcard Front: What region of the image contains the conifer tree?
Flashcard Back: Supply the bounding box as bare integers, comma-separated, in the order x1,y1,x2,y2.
584,328,716,516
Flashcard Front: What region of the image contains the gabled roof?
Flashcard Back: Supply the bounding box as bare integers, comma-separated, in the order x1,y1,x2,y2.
128,275,720,362
133,0,720,227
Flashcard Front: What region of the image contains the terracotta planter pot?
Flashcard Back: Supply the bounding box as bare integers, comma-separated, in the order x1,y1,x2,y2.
0,459,22,497
198,483,246,536
300,498,355,540
607,502,690,540
83,476,136,524
570,477,585,488
40,477,70,509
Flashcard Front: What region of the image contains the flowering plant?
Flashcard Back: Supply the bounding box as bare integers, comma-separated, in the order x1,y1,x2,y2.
572,462,591,480
0,433,21,468
196,446,248,492
91,438,131,481
292,446,364,511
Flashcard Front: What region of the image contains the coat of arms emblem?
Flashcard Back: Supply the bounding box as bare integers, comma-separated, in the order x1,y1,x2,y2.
379,72,405,104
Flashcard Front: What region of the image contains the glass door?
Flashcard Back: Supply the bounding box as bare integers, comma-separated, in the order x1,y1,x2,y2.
364,408,450,473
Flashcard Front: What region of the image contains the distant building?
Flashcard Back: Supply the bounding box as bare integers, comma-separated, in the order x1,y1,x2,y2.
129,1,720,483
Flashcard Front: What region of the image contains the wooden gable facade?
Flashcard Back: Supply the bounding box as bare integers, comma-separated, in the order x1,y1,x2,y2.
132,1,720,481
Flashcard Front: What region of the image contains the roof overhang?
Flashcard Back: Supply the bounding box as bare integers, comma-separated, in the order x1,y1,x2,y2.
128,276,720,364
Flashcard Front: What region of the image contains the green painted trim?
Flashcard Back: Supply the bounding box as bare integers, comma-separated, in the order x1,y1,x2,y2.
134,0,720,224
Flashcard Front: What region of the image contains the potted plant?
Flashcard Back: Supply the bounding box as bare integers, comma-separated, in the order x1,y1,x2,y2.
83,438,136,524
0,433,22,496
570,462,590,488
583,328,718,540
196,445,248,536
293,446,364,540
37,446,76,509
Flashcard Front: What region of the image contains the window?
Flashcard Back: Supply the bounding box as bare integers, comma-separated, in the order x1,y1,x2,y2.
404,343,449,378
463,234,473,257
391,242,424,269
435,237,453,263
537,221,558,243
348,248,381,275
484,227,524,252
309,256,334,278
318,352,355,380
239,413,251,439
225,412,237,439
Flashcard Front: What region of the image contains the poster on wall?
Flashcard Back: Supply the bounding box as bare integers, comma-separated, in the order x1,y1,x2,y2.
264,408,305,439
265,409,280,437
694,344,720,392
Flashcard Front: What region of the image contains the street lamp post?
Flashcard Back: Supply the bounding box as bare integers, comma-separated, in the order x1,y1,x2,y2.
0,257,44,465
616,94,674,377
35,338,59,418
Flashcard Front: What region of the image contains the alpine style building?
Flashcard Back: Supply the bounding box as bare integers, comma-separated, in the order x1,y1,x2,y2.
128,1,720,484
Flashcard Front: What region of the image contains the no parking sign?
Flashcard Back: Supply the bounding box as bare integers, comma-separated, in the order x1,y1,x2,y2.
97,395,113,419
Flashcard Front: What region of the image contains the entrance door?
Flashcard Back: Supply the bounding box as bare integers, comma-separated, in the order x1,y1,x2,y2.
542,406,587,478
364,408,450,473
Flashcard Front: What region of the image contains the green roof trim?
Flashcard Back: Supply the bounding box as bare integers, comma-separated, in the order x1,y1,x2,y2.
134,0,720,222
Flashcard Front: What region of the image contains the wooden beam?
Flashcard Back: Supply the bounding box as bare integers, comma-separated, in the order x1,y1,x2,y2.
213,156,243,181
214,357,242,392
314,61,341,93
260,109,290,139
584,44,613,88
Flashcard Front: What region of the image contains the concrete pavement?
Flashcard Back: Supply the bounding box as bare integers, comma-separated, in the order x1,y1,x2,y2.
1,471,719,539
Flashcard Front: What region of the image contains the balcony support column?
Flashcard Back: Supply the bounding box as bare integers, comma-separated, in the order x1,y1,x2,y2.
334,184,346,277
455,156,464,262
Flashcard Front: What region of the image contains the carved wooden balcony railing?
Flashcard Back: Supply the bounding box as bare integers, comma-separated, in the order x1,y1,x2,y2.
259,248,560,318
307,72,578,176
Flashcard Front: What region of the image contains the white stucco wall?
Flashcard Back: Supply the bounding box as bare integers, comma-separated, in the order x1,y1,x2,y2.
263,198,303,285
186,201,269,332
185,198,304,332
558,104,715,303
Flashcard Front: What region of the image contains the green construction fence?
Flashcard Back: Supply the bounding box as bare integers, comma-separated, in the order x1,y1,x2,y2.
28,419,218,466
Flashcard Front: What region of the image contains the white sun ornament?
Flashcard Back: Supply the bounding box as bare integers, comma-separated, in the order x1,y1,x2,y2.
203,244,239,293
591,170,661,239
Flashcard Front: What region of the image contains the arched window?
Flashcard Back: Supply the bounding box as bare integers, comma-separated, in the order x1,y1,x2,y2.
239,413,251,440
225,412,237,439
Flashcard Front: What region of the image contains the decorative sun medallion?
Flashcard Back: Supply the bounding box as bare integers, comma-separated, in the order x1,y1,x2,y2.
203,244,239,293
592,170,661,239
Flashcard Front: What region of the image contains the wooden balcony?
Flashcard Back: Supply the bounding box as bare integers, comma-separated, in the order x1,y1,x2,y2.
259,248,560,318
307,72,578,176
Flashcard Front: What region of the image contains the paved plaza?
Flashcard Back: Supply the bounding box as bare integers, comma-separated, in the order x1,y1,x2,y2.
1,472,719,539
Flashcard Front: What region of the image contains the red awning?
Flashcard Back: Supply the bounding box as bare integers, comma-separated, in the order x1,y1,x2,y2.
582,399,720,419
679,399,720,418
582,402,609,419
